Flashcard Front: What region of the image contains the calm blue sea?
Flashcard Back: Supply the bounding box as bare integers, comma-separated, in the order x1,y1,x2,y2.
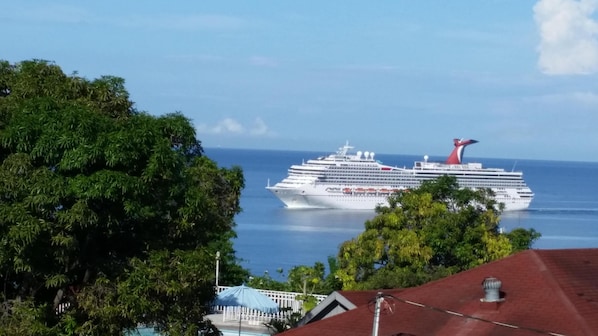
205,148,598,281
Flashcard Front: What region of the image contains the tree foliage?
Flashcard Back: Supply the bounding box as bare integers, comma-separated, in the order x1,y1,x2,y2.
286,263,325,313
247,257,342,297
336,175,540,290
0,59,247,335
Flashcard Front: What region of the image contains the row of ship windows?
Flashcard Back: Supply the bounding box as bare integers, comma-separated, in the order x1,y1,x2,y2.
291,168,523,179
320,175,525,183
321,182,527,189
283,179,528,189
288,174,527,187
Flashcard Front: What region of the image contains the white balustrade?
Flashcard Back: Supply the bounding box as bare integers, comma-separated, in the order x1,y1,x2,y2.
214,286,327,324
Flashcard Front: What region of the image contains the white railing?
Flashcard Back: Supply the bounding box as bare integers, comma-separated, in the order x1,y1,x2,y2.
214,286,327,324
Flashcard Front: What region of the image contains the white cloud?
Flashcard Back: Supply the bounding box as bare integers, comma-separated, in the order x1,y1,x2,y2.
117,14,244,31
336,64,399,72
528,91,598,105
166,54,225,63
1,3,244,31
534,0,598,75
249,118,269,135
568,91,598,104
196,117,272,136
0,4,90,24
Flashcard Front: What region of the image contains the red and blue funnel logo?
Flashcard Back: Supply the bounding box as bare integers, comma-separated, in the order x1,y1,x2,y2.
445,139,478,164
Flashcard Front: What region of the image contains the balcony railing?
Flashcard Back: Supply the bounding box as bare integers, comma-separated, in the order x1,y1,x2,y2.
213,286,328,324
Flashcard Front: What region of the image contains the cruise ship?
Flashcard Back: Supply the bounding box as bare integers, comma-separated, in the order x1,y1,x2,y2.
266,139,534,211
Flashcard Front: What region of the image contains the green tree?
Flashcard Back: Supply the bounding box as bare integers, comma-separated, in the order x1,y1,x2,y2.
322,256,343,293
336,175,540,290
505,227,541,252
0,59,246,335
287,263,326,312
263,308,302,335
246,270,289,292
247,257,342,296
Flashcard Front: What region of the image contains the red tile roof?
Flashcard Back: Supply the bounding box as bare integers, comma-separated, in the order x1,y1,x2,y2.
281,248,598,336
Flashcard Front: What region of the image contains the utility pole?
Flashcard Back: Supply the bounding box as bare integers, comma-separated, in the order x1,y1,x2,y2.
215,251,220,288
372,292,383,336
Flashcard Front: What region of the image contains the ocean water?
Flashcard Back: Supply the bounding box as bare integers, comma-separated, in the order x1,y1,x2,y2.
205,148,598,280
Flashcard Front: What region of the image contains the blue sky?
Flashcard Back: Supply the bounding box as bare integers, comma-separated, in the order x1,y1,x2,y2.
2,1,598,161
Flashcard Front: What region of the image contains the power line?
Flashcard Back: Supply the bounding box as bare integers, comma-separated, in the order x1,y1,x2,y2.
370,293,567,336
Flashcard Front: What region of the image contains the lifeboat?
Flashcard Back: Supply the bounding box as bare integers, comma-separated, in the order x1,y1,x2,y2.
379,189,390,194
343,188,352,194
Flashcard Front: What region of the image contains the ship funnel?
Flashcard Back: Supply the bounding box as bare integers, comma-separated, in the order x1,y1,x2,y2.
446,139,478,164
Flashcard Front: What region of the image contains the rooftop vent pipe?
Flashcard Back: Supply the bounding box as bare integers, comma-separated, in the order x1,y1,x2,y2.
482,277,502,302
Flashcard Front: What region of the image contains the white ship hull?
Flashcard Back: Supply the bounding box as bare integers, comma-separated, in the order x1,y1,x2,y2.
267,185,532,212
267,140,534,212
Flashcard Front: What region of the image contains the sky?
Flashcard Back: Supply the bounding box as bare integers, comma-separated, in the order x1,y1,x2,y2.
2,0,598,162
